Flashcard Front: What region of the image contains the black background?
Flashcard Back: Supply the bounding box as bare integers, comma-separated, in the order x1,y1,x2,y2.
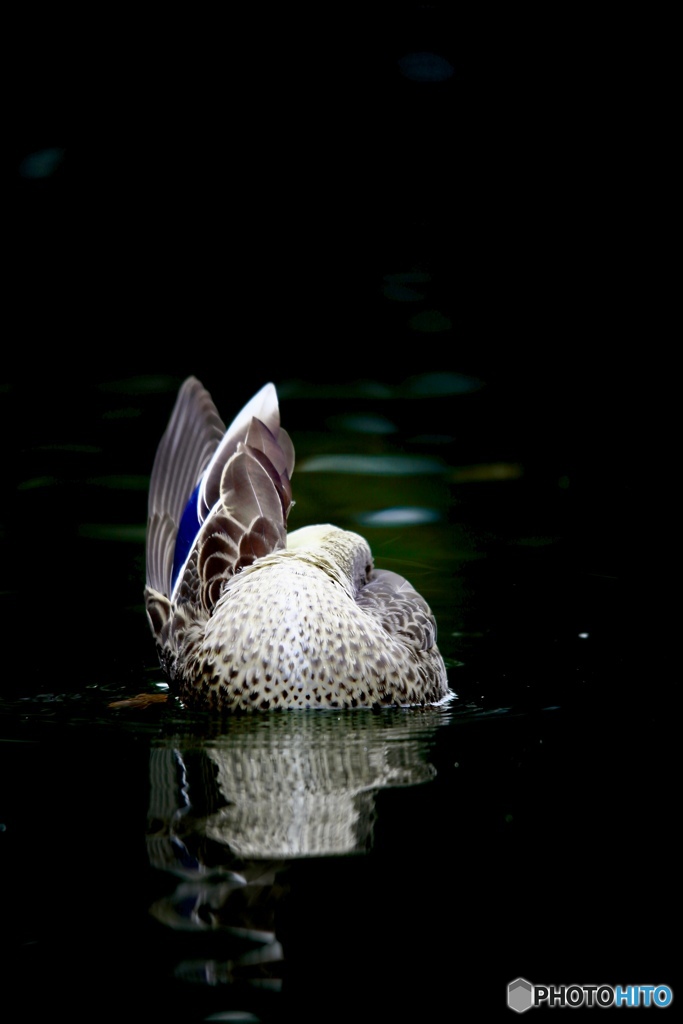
8,5,651,583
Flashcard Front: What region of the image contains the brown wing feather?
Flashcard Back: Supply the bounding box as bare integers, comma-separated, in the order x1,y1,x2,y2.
199,383,285,520
192,442,289,613
146,377,225,595
355,569,438,651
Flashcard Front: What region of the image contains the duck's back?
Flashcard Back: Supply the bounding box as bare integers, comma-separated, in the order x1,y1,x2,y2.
174,542,448,711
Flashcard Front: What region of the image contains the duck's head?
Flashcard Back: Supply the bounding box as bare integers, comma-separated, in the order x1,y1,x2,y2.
285,523,374,596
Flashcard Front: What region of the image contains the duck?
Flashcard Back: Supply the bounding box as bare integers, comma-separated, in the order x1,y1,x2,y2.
144,377,450,711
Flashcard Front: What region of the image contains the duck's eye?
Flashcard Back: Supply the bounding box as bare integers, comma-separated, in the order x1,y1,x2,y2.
365,563,373,580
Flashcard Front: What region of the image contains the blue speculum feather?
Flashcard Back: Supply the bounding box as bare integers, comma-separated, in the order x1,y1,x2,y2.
172,481,203,591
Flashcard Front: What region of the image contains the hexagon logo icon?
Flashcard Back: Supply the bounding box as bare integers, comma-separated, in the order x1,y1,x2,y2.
508,978,533,1013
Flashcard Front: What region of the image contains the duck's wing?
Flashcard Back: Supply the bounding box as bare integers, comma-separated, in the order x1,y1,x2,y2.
146,377,226,597
176,429,294,612
196,382,292,521
356,569,439,651
146,378,295,601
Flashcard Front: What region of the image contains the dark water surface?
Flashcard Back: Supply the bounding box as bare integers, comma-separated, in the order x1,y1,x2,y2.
1,371,668,1023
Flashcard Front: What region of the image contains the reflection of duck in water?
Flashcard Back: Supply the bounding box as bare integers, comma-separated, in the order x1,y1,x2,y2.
146,710,448,995
144,378,450,711
148,711,441,864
